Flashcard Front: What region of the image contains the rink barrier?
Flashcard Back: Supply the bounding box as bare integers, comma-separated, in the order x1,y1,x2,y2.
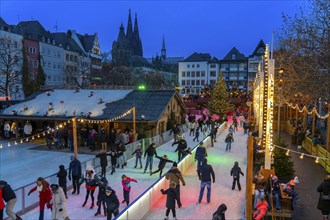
115,122,227,220
8,124,188,218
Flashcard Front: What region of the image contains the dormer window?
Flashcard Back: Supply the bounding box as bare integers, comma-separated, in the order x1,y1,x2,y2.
232,54,236,60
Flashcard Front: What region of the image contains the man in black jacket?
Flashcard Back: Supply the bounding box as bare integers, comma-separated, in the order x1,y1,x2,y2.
172,138,187,161
96,150,110,177
69,155,82,195
197,158,215,204
230,161,244,191
0,180,22,220
143,143,158,174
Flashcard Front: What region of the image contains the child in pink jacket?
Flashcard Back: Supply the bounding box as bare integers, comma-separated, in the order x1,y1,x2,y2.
253,197,268,220
121,174,137,206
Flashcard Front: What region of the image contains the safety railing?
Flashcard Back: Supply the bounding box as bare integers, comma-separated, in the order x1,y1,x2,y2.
8,124,188,218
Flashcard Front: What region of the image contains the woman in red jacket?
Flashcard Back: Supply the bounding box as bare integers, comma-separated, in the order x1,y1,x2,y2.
0,188,5,220
28,177,52,220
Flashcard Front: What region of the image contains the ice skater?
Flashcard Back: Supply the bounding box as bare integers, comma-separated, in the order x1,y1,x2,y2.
150,155,174,178
121,175,137,206
161,181,179,220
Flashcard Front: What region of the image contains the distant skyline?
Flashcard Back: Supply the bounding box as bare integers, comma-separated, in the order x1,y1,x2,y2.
1,0,308,59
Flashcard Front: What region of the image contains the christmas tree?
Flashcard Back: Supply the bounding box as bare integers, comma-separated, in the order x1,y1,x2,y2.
207,74,232,118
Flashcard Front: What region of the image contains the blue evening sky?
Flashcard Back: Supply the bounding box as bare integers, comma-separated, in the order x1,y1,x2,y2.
1,0,308,59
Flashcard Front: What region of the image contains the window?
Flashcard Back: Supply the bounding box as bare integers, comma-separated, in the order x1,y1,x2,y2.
201,80,205,85
196,71,200,77
186,80,190,85
28,60,33,67
34,60,38,68
232,54,236,60
191,71,195,77
66,54,69,61
191,80,195,86
221,64,229,70
53,63,56,69
210,64,216,68
230,64,237,71
192,64,195,68
196,80,200,86
210,71,216,77
66,65,70,72
48,75,51,81
70,66,73,73
201,71,205,77
48,62,51,68
197,64,200,68
187,64,190,68
74,66,77,72
181,80,185,85
187,71,190,77
70,55,73,62
74,56,77,63
33,48,36,54
182,71,186,77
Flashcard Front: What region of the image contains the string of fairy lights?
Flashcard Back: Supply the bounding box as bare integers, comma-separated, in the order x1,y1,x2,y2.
0,107,134,149
286,102,329,119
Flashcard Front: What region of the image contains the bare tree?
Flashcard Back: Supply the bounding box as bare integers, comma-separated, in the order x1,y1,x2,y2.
0,34,23,105
275,0,330,104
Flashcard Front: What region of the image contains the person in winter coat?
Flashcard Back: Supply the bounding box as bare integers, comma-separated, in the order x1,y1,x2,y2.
81,167,99,209
24,121,32,137
143,143,158,174
193,129,200,142
110,151,117,175
132,144,143,168
253,197,268,220
89,128,97,152
96,150,110,177
115,141,125,169
150,155,174,178
195,142,207,171
267,175,282,212
121,175,137,206
68,155,82,195
253,172,266,209
101,187,119,220
28,177,52,220
57,165,68,199
99,127,108,151
225,133,234,152
172,138,188,161
317,175,330,220
230,161,244,191
0,180,21,220
94,177,109,217
197,158,215,204
50,184,69,220
212,203,227,220
283,176,300,210
189,121,196,136
161,181,178,220
3,121,10,138
228,125,234,135
166,162,185,208
0,188,4,220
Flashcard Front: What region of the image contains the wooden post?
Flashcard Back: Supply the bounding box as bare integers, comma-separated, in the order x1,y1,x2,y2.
72,117,78,159
312,111,316,136
327,104,330,152
132,107,136,142
289,106,292,120
246,135,254,220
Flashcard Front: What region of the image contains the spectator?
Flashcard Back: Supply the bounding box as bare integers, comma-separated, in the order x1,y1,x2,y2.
57,165,68,199
253,197,268,220
253,172,266,209
212,203,227,220
68,155,82,195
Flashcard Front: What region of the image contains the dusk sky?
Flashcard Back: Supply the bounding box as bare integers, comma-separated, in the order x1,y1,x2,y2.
1,0,308,59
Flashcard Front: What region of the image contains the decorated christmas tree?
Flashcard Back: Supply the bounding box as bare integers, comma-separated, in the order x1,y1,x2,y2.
207,74,232,118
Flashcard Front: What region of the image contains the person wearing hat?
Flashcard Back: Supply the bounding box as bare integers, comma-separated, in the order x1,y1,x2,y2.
101,187,119,220
94,177,109,216
50,184,69,220
81,166,99,209
150,155,174,178
132,144,143,169
160,181,179,220
212,203,227,220
284,176,299,210
166,162,185,208
197,158,215,204
57,165,68,199
317,175,330,220
267,175,282,212
253,172,266,209
28,177,52,220
121,174,137,206
230,161,244,191
195,141,207,171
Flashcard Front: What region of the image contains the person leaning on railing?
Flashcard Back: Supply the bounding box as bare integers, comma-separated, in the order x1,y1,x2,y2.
0,180,22,220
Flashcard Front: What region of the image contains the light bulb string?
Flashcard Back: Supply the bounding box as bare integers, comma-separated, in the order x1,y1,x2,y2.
286,102,329,119
77,107,134,124
273,144,330,161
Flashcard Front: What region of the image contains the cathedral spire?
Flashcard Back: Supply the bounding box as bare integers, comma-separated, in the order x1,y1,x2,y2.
126,9,133,41
161,35,166,60
133,13,140,40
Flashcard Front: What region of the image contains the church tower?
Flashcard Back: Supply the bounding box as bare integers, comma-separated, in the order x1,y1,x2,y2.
133,13,143,56
161,35,166,61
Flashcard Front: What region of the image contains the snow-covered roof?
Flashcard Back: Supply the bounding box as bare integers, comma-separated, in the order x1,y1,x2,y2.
3,89,132,117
